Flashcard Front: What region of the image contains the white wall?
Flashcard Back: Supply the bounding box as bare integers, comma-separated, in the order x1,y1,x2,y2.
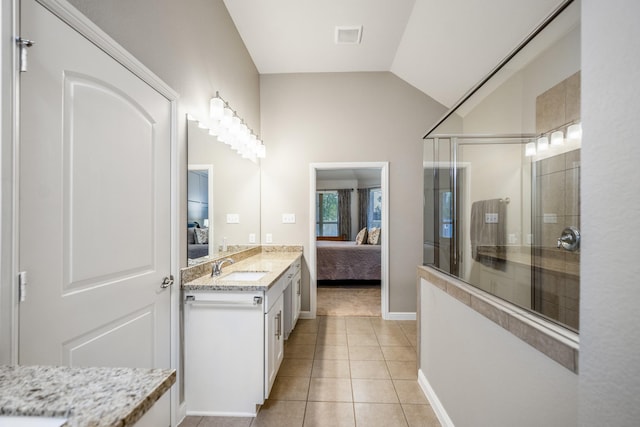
260,72,447,312
579,0,640,425
420,279,578,426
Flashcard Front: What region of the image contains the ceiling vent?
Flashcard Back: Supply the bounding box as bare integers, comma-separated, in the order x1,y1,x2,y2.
335,26,363,45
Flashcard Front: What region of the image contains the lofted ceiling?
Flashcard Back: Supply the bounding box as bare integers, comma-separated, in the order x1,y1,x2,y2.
223,0,564,108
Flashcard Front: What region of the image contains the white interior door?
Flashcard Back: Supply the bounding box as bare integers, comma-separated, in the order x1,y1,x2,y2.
18,0,171,388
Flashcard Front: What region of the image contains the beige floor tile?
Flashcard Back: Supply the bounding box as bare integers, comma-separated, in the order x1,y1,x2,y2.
311,359,351,378
352,379,399,403
295,319,319,334
284,344,316,359
381,346,417,361
307,378,353,402
345,319,375,334
405,333,418,348
348,345,384,361
315,345,349,360
319,323,347,334
278,358,313,377
303,401,355,427
393,380,428,404
386,361,418,380
198,416,253,427
286,332,317,346
178,416,202,427
250,400,306,427
349,360,390,379
316,332,348,346
346,333,379,346
402,404,441,427
268,376,310,401
371,321,403,334
354,403,408,427
376,333,411,347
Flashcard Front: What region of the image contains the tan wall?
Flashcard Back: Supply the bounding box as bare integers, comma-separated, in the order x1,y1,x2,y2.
260,72,446,313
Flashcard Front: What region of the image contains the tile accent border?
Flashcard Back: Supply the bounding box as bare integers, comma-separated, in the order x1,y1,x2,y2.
418,265,579,373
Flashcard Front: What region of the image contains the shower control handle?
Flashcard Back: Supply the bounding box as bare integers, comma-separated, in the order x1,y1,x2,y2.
557,226,580,251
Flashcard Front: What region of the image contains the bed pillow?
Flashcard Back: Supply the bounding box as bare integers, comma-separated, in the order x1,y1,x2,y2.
194,227,209,244
368,227,381,245
355,227,368,245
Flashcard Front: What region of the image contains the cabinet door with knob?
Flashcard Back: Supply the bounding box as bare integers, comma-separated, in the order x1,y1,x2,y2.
264,292,284,398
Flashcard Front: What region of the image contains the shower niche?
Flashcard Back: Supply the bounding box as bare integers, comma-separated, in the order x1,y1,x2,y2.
422,1,581,331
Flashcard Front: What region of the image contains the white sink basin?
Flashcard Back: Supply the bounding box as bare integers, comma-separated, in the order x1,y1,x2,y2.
221,271,268,282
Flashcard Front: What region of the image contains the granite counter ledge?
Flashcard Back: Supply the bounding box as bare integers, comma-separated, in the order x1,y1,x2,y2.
181,251,302,292
0,365,175,426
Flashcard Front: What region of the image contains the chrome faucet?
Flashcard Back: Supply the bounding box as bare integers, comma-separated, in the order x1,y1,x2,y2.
211,258,234,277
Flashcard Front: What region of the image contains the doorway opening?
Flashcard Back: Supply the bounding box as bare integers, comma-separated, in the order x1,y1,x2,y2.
309,162,389,318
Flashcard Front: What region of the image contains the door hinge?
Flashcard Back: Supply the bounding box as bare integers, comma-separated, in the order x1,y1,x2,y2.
16,37,35,72
18,271,27,302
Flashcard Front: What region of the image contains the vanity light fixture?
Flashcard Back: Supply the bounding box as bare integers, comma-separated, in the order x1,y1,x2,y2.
189,93,266,162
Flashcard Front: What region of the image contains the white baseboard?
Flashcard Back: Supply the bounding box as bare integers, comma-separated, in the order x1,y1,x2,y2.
176,402,187,427
418,369,455,427
386,312,416,321
299,311,315,319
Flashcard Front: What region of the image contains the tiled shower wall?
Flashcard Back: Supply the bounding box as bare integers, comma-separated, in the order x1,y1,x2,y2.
533,70,581,331
534,150,580,330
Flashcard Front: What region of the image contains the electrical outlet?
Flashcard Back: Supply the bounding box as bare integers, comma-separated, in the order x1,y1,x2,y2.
226,213,240,224
249,233,256,243
282,213,296,224
265,233,273,243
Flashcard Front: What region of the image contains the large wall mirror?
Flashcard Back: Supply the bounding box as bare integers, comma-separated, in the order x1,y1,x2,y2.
187,119,261,265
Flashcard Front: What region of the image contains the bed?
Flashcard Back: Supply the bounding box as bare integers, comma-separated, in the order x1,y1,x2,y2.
187,227,208,259
316,240,381,281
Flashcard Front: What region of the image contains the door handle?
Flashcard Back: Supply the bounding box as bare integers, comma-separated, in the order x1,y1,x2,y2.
161,275,174,288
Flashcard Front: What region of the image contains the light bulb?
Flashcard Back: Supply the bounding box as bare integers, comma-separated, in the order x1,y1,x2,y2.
566,123,582,141
209,97,224,120
537,136,549,151
550,130,564,146
525,142,536,157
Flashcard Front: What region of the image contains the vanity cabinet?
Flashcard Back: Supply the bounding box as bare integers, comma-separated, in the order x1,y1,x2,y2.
264,292,284,398
283,256,302,339
183,254,300,417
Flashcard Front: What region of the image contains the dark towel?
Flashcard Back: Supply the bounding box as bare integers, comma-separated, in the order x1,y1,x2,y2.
470,199,507,271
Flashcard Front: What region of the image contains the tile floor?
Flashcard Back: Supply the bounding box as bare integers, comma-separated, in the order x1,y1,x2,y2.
179,315,441,427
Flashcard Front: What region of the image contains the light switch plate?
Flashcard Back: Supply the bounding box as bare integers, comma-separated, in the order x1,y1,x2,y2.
282,213,296,224
226,213,240,224
485,213,499,224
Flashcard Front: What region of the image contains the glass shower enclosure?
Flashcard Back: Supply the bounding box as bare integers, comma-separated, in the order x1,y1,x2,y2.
422,0,581,331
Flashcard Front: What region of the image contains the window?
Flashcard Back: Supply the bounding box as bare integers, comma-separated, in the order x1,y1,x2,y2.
367,188,382,229
316,191,338,236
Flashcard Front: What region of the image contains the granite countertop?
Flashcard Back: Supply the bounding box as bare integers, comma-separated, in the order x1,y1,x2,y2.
182,251,302,292
0,365,175,426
